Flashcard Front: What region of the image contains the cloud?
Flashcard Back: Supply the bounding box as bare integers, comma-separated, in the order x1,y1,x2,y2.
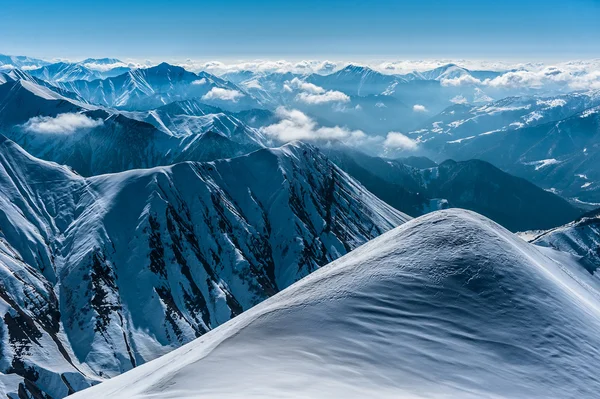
440,75,482,87
413,104,428,112
22,113,103,134
383,132,418,150
450,95,468,104
261,108,371,144
296,90,350,104
82,62,130,72
439,64,600,91
192,78,207,85
288,77,325,94
284,77,351,104
201,87,244,102
241,79,263,90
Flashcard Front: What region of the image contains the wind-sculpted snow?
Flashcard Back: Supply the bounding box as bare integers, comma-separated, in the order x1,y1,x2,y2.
0,137,408,398
72,209,600,399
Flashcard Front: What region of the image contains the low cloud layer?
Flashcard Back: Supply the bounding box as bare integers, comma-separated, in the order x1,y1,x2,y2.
285,77,351,104
23,113,103,134
413,104,428,112
261,108,418,154
201,87,244,101
383,132,418,150
261,108,371,144
441,66,600,91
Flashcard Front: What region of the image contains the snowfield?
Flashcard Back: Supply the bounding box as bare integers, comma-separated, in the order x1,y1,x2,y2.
72,209,600,399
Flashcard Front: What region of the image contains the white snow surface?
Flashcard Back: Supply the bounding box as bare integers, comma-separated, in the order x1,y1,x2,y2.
73,209,600,399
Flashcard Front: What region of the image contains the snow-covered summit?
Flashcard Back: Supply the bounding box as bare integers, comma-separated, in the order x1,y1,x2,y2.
72,208,600,399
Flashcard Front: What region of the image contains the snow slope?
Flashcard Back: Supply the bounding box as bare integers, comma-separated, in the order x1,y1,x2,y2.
526,208,600,273
72,208,600,399
0,137,408,398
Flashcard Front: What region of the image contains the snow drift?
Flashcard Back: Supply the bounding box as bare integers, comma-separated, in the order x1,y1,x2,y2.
73,209,600,399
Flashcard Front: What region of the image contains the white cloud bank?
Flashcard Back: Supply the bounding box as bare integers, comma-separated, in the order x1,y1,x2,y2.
261,108,371,144
285,77,351,104
23,113,103,134
440,66,600,91
261,108,418,153
413,104,428,112
201,87,244,102
192,78,207,85
383,132,418,150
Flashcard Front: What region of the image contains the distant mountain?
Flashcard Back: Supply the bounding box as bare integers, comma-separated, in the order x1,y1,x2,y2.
412,91,600,148
55,63,263,112
71,209,600,399
307,65,398,96
422,102,600,203
396,155,437,169
0,78,266,174
399,63,502,82
425,159,582,231
123,99,266,146
0,54,49,69
28,62,102,82
0,137,408,398
323,147,582,231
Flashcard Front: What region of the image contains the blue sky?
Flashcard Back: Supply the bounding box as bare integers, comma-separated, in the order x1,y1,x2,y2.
1,0,599,61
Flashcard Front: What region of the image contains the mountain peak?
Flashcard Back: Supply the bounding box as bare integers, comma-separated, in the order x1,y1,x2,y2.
71,208,600,399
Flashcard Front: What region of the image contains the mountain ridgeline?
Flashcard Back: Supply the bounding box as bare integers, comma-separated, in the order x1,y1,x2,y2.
0,136,408,398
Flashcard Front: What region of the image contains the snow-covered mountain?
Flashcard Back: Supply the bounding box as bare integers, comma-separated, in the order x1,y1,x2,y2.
524,208,600,273
412,90,600,147
123,99,266,146
0,78,267,174
28,62,103,82
25,59,132,82
421,102,600,203
70,209,600,399
307,65,398,96
0,54,49,70
0,137,408,398
399,63,502,82
55,63,263,112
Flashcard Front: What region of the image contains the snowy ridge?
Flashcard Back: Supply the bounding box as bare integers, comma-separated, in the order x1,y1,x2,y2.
0,78,268,175
54,63,263,112
525,209,600,273
72,209,600,399
0,137,408,398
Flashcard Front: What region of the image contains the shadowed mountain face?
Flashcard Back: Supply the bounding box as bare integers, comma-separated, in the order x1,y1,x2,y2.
71,209,600,399
413,92,600,203
0,79,267,176
323,147,582,231
0,137,408,398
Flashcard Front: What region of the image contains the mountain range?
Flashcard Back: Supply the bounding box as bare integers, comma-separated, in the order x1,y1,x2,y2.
0,136,407,398
1,52,600,398
323,146,582,231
